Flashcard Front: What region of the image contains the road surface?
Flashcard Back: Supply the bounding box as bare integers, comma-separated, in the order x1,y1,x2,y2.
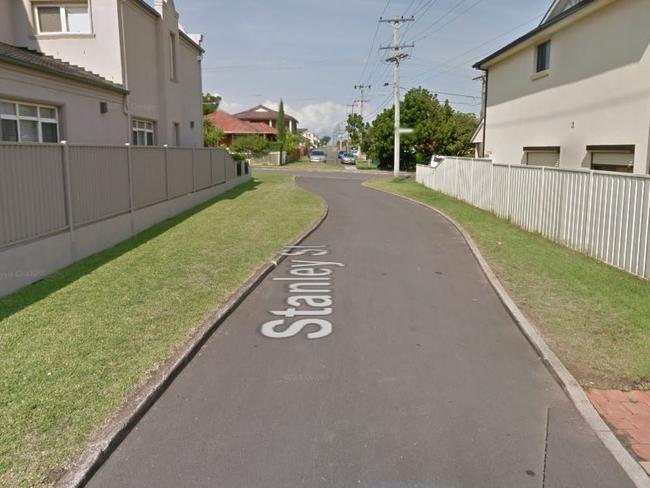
87,172,635,488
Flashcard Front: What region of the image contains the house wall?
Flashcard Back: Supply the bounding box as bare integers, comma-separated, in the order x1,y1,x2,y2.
122,0,203,147
0,1,15,43
0,62,127,144
484,0,650,174
12,0,124,85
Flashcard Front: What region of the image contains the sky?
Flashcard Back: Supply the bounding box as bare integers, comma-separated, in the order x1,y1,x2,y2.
174,0,552,136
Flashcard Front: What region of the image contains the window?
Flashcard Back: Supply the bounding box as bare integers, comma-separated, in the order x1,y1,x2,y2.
173,122,180,146
524,146,560,167
0,100,59,143
34,4,91,34
169,33,177,81
536,41,551,72
132,119,155,146
588,145,635,173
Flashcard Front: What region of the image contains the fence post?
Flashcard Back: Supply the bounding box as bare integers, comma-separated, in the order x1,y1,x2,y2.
455,159,459,198
164,144,170,201
507,164,512,220
535,166,546,234
125,143,135,235
61,141,75,245
585,170,594,255
489,162,494,213
191,147,196,193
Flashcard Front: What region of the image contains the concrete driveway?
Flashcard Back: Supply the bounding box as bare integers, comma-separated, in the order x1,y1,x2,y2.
86,174,636,488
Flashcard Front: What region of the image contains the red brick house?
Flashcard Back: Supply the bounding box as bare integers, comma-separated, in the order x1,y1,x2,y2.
234,105,299,133
207,110,277,146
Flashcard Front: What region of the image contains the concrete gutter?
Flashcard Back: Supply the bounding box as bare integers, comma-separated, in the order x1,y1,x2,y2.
56,182,329,488
363,182,650,488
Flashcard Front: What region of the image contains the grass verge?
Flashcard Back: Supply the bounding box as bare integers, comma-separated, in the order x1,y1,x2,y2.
366,177,650,392
0,174,324,487
280,158,345,172
356,161,380,171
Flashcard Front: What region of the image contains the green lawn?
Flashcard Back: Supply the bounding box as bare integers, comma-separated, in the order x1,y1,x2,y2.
0,175,324,487
280,157,346,172
366,178,650,392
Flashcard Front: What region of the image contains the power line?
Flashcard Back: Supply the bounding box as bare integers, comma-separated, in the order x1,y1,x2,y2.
357,0,392,85
412,0,486,42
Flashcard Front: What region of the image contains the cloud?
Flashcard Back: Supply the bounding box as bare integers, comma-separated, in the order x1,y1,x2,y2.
219,101,244,114
263,100,347,136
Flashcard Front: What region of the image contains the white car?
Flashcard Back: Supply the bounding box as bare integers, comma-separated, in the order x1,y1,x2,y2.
309,150,327,163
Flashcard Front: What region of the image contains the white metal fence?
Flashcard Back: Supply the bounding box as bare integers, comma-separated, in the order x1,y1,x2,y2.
416,158,650,279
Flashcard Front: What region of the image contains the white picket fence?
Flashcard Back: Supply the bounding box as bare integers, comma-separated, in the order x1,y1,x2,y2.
416,158,650,279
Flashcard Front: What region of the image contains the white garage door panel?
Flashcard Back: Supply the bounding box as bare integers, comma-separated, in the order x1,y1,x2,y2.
526,152,559,167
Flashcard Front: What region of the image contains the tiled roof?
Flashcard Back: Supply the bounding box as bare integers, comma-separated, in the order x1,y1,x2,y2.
249,122,277,134
234,104,298,123
207,111,277,135
0,42,127,93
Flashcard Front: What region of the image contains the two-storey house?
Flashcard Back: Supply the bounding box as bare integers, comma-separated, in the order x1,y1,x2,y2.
0,0,204,146
475,0,650,174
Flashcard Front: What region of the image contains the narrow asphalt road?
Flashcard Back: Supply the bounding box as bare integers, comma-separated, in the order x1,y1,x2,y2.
87,173,635,488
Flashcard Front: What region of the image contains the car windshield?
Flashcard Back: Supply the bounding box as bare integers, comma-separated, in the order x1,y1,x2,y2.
312,151,325,156
344,153,354,157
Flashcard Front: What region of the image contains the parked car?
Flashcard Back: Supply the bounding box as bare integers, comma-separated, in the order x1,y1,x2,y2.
309,150,327,163
337,150,346,160
350,148,361,158
338,152,357,165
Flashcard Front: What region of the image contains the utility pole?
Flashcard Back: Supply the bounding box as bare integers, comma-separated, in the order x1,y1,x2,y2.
380,16,414,177
353,85,371,120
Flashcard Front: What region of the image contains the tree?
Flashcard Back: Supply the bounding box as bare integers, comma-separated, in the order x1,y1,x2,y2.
346,113,366,148
203,93,221,115
231,135,270,158
320,136,331,146
277,99,287,160
203,117,224,147
367,87,478,170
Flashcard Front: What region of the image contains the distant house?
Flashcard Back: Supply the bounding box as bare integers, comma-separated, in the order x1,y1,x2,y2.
0,0,204,146
234,105,299,133
299,129,320,147
474,0,650,174
207,110,277,146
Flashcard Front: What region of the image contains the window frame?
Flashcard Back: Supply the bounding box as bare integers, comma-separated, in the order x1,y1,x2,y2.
536,40,552,73
131,119,156,146
0,99,60,143
33,3,92,35
169,33,177,81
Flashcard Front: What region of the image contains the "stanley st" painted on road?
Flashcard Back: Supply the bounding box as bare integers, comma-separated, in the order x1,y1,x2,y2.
260,245,344,340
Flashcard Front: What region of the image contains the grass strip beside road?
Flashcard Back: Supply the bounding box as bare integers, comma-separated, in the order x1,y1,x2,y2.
0,174,324,487
366,178,650,392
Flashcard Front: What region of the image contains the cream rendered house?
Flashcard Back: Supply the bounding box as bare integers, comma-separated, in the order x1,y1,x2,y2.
0,0,204,146
475,0,650,174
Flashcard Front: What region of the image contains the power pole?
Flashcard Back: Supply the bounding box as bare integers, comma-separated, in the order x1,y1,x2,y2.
353,85,371,120
380,16,414,176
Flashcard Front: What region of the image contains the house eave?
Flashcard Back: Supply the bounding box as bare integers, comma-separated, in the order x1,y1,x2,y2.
473,0,612,70
0,57,129,94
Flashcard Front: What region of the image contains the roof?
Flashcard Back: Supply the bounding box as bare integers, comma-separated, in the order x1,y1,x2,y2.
541,0,586,24
0,42,128,93
207,111,277,135
474,0,597,70
234,105,298,123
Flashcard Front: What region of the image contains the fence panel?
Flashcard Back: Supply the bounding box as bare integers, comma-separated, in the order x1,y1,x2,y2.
69,145,130,225
0,144,67,247
167,148,194,198
211,149,226,185
417,159,650,279
225,154,236,181
193,149,212,191
132,147,167,208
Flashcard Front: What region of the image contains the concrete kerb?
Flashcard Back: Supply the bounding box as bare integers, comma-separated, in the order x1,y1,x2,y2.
362,182,650,488
56,182,329,488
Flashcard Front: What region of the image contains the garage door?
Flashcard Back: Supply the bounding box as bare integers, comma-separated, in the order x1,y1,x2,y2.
526,151,559,167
